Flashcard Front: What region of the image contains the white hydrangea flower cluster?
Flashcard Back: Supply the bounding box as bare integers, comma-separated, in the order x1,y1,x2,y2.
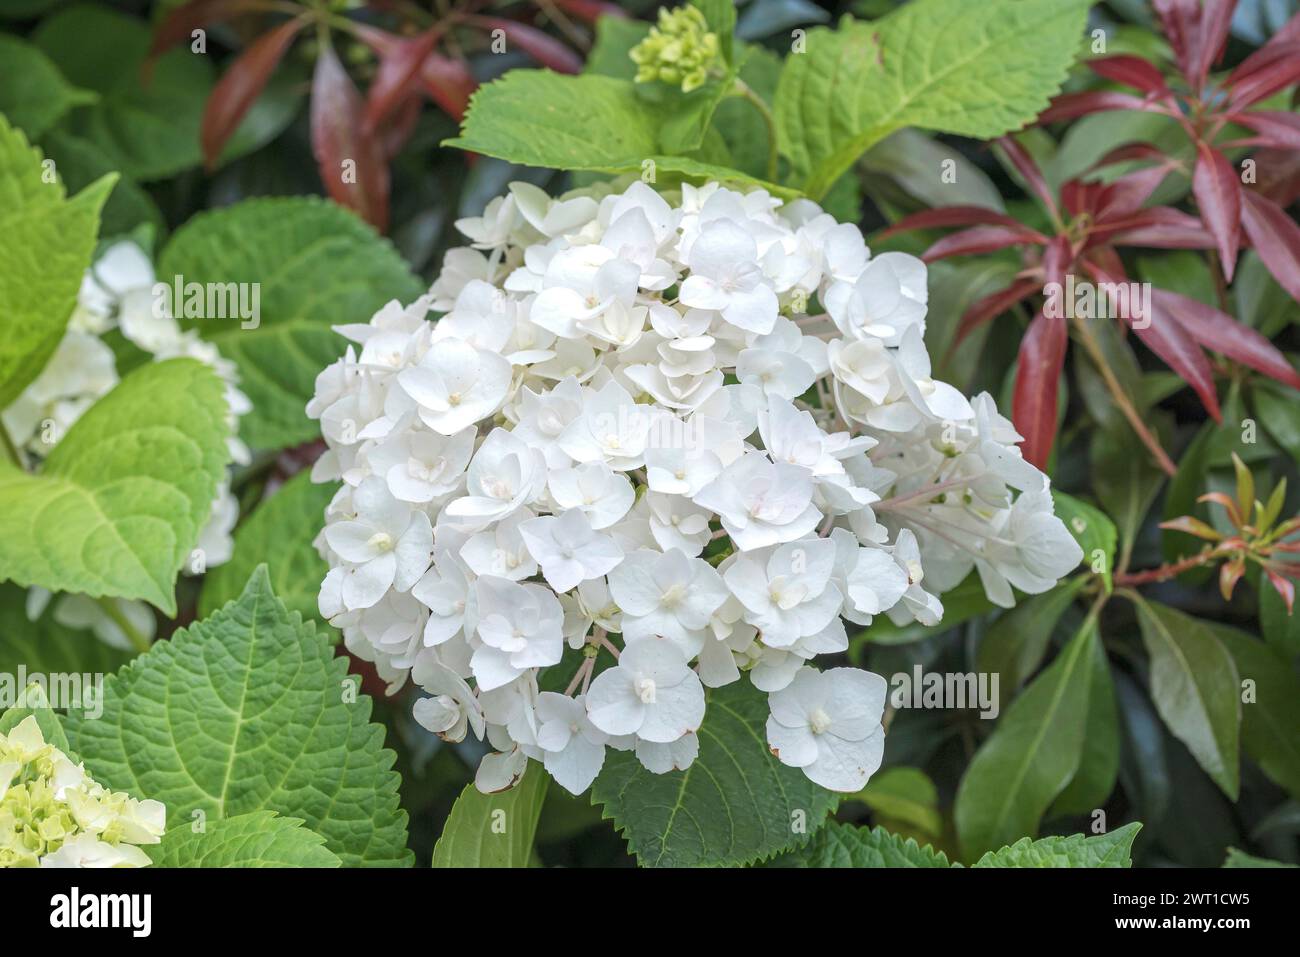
309,180,1082,796
1,716,165,868
5,242,251,647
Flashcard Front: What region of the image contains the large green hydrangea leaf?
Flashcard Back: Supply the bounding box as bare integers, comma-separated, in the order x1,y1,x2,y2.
146,812,342,868
591,679,838,867
775,0,1091,199
0,35,95,139
973,822,1141,867
769,822,952,867
157,197,423,450
0,359,229,616
0,111,113,409
67,567,412,866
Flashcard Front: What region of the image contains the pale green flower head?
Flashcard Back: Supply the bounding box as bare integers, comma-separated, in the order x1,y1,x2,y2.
0,716,165,868
629,5,722,93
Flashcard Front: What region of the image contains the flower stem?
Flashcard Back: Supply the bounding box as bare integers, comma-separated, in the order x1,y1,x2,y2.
733,78,778,182
95,597,151,655
1113,547,1222,587
0,426,25,471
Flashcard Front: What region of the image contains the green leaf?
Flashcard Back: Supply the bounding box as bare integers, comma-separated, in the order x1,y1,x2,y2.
199,470,335,627
693,0,737,64
591,678,838,867
0,683,72,754
1050,631,1119,816
1213,625,1300,800
1090,418,1166,567
585,16,648,78
67,567,412,866
40,129,163,238
775,0,1089,199
977,577,1086,706
1133,598,1241,799
0,112,114,410
157,197,423,449
1053,492,1115,591
0,35,95,139
146,811,342,868
1254,382,1300,463
0,359,229,616
769,821,951,867
973,822,1141,867
845,766,942,838
0,582,133,677
431,763,548,867
33,5,213,181
1223,847,1297,868
955,613,1097,860
445,70,796,198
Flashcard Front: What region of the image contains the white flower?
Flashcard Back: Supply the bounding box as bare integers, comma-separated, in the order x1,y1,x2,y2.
411,547,472,645
679,218,779,334
535,692,607,794
557,379,651,470
607,548,728,649
366,427,475,503
547,461,635,529
723,539,843,648
445,429,546,526
323,478,432,609
766,667,886,791
694,451,822,550
472,577,565,690
411,654,485,743
398,338,512,435
519,509,624,593
586,638,706,743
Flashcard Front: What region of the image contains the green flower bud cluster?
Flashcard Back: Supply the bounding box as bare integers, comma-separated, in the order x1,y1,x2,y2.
630,6,722,93
0,716,165,868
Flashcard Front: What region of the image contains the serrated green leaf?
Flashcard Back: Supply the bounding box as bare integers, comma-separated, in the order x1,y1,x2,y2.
67,567,412,866
431,764,548,868
146,811,342,868
1223,847,1297,868
1053,492,1115,591
955,612,1097,860
973,822,1141,867
1213,625,1300,801
591,678,838,867
775,0,1090,199
33,5,213,181
770,822,951,867
977,577,1086,707
1133,598,1241,800
0,359,229,616
445,70,797,198
0,35,95,139
157,197,423,449
0,112,114,410
199,470,335,627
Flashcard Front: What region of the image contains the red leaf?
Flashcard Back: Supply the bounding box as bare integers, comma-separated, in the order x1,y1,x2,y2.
1230,110,1300,150
1037,90,1163,124
147,0,260,77
1240,190,1300,304
1088,261,1222,421
1191,141,1242,280
1012,311,1068,470
552,0,628,22
311,40,390,232
1105,206,1216,249
1086,54,1169,93
921,225,1039,262
474,17,582,73
1153,0,1202,85
1191,0,1238,87
364,27,442,134
997,136,1059,221
200,16,306,170
1095,160,1175,220
1226,42,1300,108
1061,179,1104,218
1265,566,1296,615
1041,234,1072,289
1151,288,1300,390
882,205,1041,237
1219,557,1246,602
379,90,423,161
420,53,476,122
954,278,1041,345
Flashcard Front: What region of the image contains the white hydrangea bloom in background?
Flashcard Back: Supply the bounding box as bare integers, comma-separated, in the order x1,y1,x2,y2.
5,241,253,648
308,179,1082,797
1,716,165,867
